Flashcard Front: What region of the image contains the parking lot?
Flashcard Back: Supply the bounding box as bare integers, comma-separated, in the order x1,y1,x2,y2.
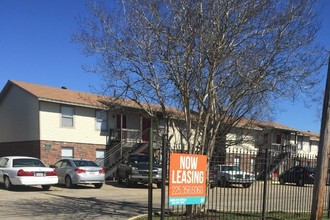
0,181,162,220
0,180,327,219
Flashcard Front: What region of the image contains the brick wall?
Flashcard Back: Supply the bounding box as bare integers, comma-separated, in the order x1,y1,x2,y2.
0,140,106,166
40,140,106,165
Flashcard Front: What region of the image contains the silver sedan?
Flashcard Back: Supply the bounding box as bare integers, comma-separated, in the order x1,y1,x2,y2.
52,159,105,189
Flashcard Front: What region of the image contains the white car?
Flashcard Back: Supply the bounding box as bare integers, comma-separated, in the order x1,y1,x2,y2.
211,164,255,188
0,156,58,190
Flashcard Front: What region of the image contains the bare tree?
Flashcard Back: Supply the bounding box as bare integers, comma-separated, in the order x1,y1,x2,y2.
73,0,325,214
74,0,324,154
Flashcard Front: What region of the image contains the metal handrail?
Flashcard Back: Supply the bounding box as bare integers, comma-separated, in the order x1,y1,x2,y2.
95,128,150,166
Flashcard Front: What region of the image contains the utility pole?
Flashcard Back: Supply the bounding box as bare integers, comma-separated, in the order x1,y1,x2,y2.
311,56,330,220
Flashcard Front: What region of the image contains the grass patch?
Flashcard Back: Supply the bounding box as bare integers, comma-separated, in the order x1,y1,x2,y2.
133,211,330,219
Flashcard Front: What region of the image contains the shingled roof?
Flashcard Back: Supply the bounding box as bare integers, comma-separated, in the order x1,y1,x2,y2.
255,120,298,132
0,80,182,115
0,80,108,109
0,80,319,140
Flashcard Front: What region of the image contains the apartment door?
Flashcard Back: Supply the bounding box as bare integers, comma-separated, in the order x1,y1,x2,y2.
142,117,151,142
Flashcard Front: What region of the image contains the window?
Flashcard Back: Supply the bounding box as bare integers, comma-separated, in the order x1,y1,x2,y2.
54,160,63,168
117,114,127,129
297,136,303,150
233,157,240,167
0,158,8,168
13,159,45,167
61,106,74,127
276,135,281,144
61,147,73,158
96,149,105,167
96,111,108,131
250,158,255,173
73,160,98,167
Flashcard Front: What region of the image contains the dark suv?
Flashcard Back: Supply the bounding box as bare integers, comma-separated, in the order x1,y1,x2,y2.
116,154,162,188
279,166,315,186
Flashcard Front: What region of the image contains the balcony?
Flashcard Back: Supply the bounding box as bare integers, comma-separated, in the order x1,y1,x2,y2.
109,128,162,145
109,128,142,142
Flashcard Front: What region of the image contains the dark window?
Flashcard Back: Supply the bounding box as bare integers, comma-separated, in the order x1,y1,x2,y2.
13,159,45,167
117,114,127,129
276,135,281,144
73,160,98,167
128,155,150,163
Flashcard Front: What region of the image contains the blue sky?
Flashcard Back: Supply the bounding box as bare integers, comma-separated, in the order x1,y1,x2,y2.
0,0,329,133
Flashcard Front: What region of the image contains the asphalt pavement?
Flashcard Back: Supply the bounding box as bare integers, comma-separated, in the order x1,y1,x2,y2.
0,181,162,220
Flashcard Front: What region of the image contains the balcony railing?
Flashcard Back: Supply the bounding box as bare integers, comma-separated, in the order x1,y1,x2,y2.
109,128,141,142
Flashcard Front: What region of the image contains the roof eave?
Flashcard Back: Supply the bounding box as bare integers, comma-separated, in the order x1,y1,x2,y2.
38,98,108,110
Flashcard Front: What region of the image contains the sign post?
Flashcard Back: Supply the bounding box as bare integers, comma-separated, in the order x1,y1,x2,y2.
168,153,207,206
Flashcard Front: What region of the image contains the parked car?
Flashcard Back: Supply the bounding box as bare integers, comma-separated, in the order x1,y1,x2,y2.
279,166,315,186
116,154,162,188
51,159,105,189
210,164,255,188
0,156,58,190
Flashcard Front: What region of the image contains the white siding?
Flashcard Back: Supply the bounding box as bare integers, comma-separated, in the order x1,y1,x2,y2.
168,124,185,151
310,140,318,156
0,86,39,142
39,102,113,145
226,129,258,151
296,136,318,156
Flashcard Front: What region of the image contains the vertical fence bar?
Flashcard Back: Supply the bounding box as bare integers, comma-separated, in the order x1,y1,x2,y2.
202,147,322,220
261,147,269,220
148,128,153,220
161,134,166,220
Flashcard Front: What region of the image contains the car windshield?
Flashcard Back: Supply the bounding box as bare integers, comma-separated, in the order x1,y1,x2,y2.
222,166,241,172
13,159,46,167
73,160,98,167
128,155,150,163
307,167,315,173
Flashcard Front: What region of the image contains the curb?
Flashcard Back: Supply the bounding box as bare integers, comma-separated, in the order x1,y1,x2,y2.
128,214,147,220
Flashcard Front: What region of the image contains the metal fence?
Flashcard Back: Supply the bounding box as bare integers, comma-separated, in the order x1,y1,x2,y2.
161,149,330,219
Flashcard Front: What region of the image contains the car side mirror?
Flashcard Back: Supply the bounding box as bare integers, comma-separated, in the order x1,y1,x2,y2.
49,165,55,168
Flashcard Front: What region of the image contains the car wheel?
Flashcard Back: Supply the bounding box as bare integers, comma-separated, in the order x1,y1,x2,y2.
219,177,229,187
65,176,73,188
117,171,123,184
210,181,216,189
4,176,13,190
156,182,162,188
42,185,51,190
242,183,251,188
279,177,285,185
94,183,103,189
125,175,132,188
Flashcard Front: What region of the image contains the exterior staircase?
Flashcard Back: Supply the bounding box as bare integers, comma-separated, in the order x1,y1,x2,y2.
96,129,151,179
256,151,290,180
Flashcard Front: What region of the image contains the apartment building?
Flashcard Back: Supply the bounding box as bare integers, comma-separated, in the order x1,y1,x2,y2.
0,80,319,172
